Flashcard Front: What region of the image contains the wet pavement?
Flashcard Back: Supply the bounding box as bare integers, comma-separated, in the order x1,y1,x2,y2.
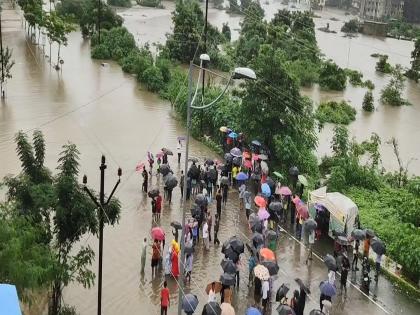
0,3,419,315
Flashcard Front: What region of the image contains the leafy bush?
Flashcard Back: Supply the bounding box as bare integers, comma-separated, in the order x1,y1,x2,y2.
341,19,360,33
137,0,162,7
345,68,363,86
362,91,374,112
363,79,375,90
319,60,347,90
376,55,392,74
108,0,132,7
141,66,164,92
91,27,137,61
222,23,231,42
381,65,408,106
315,100,356,125
286,59,320,87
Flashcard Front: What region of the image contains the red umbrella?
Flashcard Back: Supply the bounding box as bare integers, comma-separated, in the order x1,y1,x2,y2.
254,196,266,208
135,162,145,172
297,203,309,219
151,227,165,241
243,159,252,168
260,248,276,261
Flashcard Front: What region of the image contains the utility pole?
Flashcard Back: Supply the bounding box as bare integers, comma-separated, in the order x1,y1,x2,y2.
0,8,4,98
200,0,209,134
98,0,102,44
83,155,121,315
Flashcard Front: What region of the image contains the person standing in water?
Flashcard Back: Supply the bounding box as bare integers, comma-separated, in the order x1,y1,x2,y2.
177,140,182,164
142,168,148,193
141,237,147,273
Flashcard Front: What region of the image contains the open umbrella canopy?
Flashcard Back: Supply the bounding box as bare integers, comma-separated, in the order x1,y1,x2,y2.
297,203,309,219
220,176,229,185
309,310,324,315
276,304,296,315
351,229,366,241
265,177,275,189
220,126,229,132
252,232,264,248
279,186,292,196
171,221,182,230
250,173,261,181
261,183,271,197
228,132,238,139
258,208,270,220
205,282,223,294
151,227,165,241
236,172,249,181
243,159,252,169
203,302,222,315
162,148,173,155
323,254,337,271
266,229,277,240
159,164,171,176
195,194,207,206
254,196,267,208
177,135,186,141
164,174,178,189
221,258,237,274
273,171,284,179
205,159,215,166
261,161,269,174
147,187,159,198
182,293,199,313
371,237,386,255
251,140,262,147
224,153,233,162
220,302,235,315
262,260,279,275
230,147,242,157
251,221,263,234
226,236,245,254
254,264,270,281
295,278,311,294
189,156,199,163
303,218,317,232
289,166,299,176
260,248,276,261
298,174,308,186
258,154,268,161
223,246,239,263
336,235,350,246
246,307,262,315
269,201,282,212
365,229,375,238
232,156,242,166
319,280,337,297
220,273,236,286
276,283,290,302
135,162,145,172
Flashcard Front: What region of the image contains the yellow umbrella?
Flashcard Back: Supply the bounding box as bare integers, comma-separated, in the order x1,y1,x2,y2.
219,126,228,132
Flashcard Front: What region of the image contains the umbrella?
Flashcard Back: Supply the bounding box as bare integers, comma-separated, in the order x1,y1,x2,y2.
224,153,233,162
314,203,325,211
269,201,282,212
205,159,215,166
227,236,245,254
252,232,264,248
203,302,222,315
276,283,290,302
319,280,337,297
243,159,252,168
279,186,292,196
232,156,242,166
230,147,242,157
261,161,269,174
223,246,239,263
351,229,366,241
252,154,260,161
162,148,173,155
295,278,311,294
246,307,262,315
251,220,263,234
336,235,350,246
195,194,207,206
298,174,308,186
236,172,248,181
171,221,182,230
289,166,299,176
221,258,237,274
260,248,276,261
185,242,194,254
147,187,159,198
220,126,229,132
254,196,266,208
228,132,238,139
309,310,324,315
261,183,271,197
265,177,275,190
135,162,145,172
251,140,262,146
177,135,186,141
258,208,270,220
250,173,261,180
303,218,317,232
159,164,171,176
323,254,337,271
258,154,268,161
276,304,296,315
297,203,309,219
365,229,375,238
254,264,270,281
220,176,229,185
220,273,236,286
371,237,386,255
262,260,279,275
189,157,199,163
205,282,223,294
273,171,284,179
266,229,277,240
220,302,235,315
182,293,199,313
164,174,178,189
151,227,165,241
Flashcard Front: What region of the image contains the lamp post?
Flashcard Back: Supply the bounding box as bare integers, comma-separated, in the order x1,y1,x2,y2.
83,155,121,315
177,57,256,315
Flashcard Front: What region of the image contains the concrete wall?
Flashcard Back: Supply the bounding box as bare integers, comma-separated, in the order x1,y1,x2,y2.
361,21,388,36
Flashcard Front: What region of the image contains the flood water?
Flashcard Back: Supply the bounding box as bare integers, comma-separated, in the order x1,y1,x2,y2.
0,2,419,315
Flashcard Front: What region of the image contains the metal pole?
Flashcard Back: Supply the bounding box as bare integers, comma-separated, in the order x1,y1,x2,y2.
0,10,4,97
98,0,101,44
200,0,209,134
98,155,106,315
177,62,193,315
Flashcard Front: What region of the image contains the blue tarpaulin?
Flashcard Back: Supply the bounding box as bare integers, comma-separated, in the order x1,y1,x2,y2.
0,284,22,315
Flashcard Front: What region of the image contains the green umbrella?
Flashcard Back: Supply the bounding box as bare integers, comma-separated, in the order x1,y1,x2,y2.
273,171,283,179
298,175,308,186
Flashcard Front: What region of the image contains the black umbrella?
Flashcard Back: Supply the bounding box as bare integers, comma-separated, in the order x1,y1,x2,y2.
159,164,171,176
246,243,258,256
276,283,290,302
295,278,311,294
261,260,279,276
336,235,350,246
303,218,317,232
189,157,199,163
365,228,375,238
323,254,337,271
147,188,159,198
309,310,323,315
289,166,299,176
251,221,263,234
266,229,277,241
251,140,262,147
250,173,261,180
351,229,366,241
371,237,386,255
227,236,244,254
220,176,229,185
233,156,242,166
220,258,237,274
222,245,239,263
220,273,236,286
203,302,221,315
195,194,207,206
265,177,275,191
162,148,173,155
182,294,199,313
277,304,296,315
190,205,201,217
205,159,215,166
188,164,200,177
164,174,178,189
208,168,217,181
171,221,182,230
224,153,233,162
269,201,282,212
252,232,264,248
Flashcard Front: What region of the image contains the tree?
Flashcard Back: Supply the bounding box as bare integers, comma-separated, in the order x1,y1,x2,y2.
381,64,408,106
108,0,132,7
229,0,240,13
0,47,15,98
213,0,223,9
319,60,347,91
341,19,360,33
362,90,374,112
406,37,420,82
222,23,231,42
375,54,392,73
142,66,165,92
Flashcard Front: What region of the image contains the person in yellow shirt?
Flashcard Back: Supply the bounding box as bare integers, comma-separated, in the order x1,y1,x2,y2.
231,165,240,187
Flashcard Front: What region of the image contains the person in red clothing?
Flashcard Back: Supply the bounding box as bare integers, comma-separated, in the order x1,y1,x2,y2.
160,281,170,315
156,194,162,220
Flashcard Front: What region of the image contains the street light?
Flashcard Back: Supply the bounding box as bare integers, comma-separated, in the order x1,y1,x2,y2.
177,59,255,315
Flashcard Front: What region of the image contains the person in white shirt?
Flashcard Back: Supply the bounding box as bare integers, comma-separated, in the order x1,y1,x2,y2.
328,269,336,284
177,141,182,163
203,220,209,250
207,282,217,303
261,279,270,313
306,229,315,264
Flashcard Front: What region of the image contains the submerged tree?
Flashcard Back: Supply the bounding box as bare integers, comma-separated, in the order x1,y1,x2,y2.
381,64,408,106
406,37,420,82
362,90,374,112
0,47,15,98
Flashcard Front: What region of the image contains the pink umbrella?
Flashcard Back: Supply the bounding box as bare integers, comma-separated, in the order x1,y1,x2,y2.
156,151,164,158
135,162,145,172
252,154,260,161
292,196,301,205
254,196,266,208
279,186,292,196
243,159,252,168
258,208,270,220
297,203,309,219
151,227,165,241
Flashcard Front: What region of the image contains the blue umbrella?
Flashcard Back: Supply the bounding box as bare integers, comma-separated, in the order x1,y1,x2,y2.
228,132,238,139
246,307,262,315
182,293,199,313
261,183,271,197
319,280,337,297
0,284,22,315
236,172,248,181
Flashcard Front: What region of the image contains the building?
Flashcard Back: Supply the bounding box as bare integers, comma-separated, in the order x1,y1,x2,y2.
360,0,403,20
403,0,420,23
